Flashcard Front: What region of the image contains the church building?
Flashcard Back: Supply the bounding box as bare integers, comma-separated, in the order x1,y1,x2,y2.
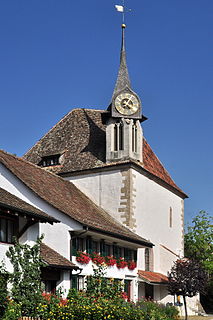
0,21,200,315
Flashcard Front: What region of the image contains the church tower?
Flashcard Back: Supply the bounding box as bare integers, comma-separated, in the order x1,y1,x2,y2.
106,24,144,163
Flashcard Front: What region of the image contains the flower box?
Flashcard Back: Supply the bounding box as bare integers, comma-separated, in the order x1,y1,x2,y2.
128,261,136,270
105,256,117,267
76,251,91,264
116,258,128,269
91,253,105,265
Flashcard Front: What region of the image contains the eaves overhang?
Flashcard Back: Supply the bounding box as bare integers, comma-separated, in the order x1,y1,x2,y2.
84,225,154,248
0,202,59,224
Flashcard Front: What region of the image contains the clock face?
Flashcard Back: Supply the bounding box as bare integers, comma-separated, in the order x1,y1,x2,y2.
114,93,140,115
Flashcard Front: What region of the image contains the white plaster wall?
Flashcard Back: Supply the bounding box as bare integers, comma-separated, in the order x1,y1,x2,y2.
66,170,124,223
57,270,71,297
134,169,184,274
66,168,184,275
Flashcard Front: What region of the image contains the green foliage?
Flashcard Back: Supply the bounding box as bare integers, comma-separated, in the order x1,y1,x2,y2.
184,210,213,275
86,264,123,300
6,236,45,317
185,211,213,313
36,290,179,320
1,300,21,320
0,263,9,319
137,300,179,320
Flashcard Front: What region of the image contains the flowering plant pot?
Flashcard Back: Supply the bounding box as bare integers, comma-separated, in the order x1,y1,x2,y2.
128,261,136,270
91,253,105,265
116,258,128,269
76,251,91,264
105,256,117,267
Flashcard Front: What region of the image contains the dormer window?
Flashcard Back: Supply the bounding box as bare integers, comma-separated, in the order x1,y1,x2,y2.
39,154,60,167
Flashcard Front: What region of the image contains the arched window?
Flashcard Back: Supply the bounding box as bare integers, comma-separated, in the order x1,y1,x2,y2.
145,248,150,271
169,207,173,228
114,122,123,151
132,122,137,152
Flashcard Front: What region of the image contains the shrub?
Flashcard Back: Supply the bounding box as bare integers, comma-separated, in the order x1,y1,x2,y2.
0,264,9,319
6,236,45,317
1,300,21,320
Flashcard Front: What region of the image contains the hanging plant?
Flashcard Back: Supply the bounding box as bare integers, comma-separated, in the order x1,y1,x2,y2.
91,253,105,265
76,251,91,264
116,258,128,269
128,261,137,270
105,256,117,267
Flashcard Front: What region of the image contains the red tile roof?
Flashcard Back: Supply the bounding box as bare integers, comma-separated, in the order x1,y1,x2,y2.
40,243,77,269
0,150,152,247
23,109,186,197
138,270,168,284
0,187,58,223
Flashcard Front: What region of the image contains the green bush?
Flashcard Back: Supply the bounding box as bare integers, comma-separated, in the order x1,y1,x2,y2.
1,300,21,320
0,264,9,319
137,300,179,320
35,290,178,320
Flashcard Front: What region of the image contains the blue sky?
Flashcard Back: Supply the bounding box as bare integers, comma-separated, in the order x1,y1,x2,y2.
0,0,212,224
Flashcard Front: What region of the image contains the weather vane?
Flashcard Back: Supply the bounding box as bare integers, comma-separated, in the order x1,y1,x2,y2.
115,0,131,25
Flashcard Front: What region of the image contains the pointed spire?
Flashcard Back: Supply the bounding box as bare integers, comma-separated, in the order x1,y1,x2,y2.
113,24,131,97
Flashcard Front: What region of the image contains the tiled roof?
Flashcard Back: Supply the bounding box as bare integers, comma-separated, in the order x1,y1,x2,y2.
23,108,186,197
40,243,77,269
0,150,151,246
138,270,168,284
0,187,58,223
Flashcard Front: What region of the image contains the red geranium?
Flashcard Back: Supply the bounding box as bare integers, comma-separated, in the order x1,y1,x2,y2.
116,258,128,269
91,253,105,265
76,251,91,264
128,261,137,270
105,256,117,266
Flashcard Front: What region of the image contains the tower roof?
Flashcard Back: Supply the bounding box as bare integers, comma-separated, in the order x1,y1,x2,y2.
112,24,131,97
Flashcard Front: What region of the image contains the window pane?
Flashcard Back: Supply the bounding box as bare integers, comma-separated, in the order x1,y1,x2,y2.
100,241,106,256
92,240,98,253
86,238,92,254
7,220,14,243
78,238,84,252
78,276,84,290
0,218,6,242
145,248,150,271
72,238,77,256
105,244,111,256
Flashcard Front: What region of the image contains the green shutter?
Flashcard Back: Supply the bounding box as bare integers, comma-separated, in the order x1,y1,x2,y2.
72,238,77,256
71,275,77,290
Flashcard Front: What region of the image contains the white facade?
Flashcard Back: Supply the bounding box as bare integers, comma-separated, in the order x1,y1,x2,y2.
65,166,184,274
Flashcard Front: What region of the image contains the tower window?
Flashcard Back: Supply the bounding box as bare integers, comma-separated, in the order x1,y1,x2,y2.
39,154,60,167
132,122,137,152
114,122,123,151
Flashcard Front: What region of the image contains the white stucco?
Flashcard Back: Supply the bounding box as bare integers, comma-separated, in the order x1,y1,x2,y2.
66,170,123,222
65,167,184,275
